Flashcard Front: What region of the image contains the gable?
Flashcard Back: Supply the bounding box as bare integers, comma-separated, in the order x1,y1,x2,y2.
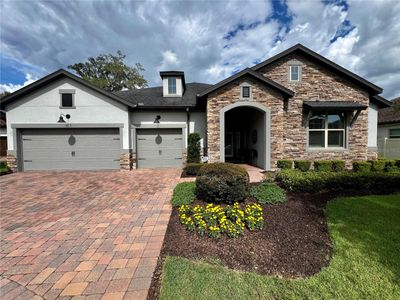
252,44,382,95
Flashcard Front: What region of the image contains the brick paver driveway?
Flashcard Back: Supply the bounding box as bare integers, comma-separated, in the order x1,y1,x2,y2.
0,169,181,300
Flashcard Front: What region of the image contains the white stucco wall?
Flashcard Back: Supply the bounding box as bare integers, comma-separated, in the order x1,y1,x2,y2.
130,110,206,150
368,103,378,148
6,78,130,151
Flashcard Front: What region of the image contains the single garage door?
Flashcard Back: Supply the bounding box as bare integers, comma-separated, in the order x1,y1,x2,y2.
137,128,183,168
21,128,120,171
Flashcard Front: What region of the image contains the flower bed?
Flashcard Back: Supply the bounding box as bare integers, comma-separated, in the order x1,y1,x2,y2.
178,202,263,238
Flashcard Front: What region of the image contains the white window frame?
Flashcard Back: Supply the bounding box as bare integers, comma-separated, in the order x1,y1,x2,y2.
59,89,76,109
168,77,177,95
240,82,252,100
308,113,347,150
289,65,301,82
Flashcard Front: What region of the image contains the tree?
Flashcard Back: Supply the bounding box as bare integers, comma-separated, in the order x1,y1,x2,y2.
68,51,148,92
187,133,201,163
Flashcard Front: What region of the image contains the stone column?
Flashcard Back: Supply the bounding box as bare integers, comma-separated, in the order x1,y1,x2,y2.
6,155,17,172
120,152,132,170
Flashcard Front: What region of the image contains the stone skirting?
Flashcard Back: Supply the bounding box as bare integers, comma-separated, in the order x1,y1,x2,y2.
5,155,17,172
120,152,132,170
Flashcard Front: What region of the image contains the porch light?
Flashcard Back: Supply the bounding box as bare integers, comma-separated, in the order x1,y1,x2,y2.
154,115,161,124
57,115,66,123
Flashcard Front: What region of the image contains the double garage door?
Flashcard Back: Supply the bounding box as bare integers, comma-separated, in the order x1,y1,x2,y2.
136,128,183,168
21,128,120,171
19,128,183,171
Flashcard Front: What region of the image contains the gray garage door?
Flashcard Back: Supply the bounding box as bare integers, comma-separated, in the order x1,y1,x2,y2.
137,128,183,168
21,128,120,171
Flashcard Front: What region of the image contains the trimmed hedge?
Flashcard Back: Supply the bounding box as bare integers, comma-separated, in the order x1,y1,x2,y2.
0,161,9,174
184,163,204,176
250,183,286,204
369,160,386,172
276,169,400,193
332,160,345,172
277,160,293,169
195,163,250,204
314,160,333,172
294,160,311,172
172,182,196,207
384,160,398,172
352,161,372,172
187,133,201,163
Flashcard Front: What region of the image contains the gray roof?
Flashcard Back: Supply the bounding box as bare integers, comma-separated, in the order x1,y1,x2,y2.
303,101,368,111
114,82,212,108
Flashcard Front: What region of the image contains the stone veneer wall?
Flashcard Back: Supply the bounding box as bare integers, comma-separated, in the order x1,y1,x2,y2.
5,155,17,172
207,77,285,167
207,53,376,169
120,152,133,170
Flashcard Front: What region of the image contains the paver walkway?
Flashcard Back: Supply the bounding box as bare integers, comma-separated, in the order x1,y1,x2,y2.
0,169,181,300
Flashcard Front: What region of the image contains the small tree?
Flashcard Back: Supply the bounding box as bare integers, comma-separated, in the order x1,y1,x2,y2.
187,133,201,163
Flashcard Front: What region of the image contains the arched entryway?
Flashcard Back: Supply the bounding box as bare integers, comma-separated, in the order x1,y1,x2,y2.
219,102,271,170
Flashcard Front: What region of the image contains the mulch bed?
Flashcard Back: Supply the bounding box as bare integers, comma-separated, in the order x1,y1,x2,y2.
147,191,348,299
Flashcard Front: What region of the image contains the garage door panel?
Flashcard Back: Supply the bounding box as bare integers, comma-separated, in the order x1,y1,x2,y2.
21,128,120,171
136,128,183,169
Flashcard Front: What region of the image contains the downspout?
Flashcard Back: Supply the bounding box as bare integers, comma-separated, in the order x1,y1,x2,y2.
186,107,190,145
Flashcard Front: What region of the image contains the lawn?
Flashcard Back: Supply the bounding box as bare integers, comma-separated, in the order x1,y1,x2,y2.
159,194,400,300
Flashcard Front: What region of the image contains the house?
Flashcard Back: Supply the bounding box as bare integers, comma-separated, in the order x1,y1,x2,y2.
0,111,6,157
378,97,400,158
0,44,392,172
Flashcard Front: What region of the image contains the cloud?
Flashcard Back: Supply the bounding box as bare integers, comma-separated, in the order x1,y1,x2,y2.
0,73,38,93
0,0,399,99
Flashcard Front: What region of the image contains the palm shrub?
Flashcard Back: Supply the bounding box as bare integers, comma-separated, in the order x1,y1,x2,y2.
187,133,201,163
195,163,249,204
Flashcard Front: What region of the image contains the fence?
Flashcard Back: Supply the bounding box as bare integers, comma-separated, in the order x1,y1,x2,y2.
378,138,400,159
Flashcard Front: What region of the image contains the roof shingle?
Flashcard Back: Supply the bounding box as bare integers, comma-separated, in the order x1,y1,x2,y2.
378,97,400,124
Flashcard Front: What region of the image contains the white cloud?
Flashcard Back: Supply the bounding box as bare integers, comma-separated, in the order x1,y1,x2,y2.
0,0,399,98
0,73,37,93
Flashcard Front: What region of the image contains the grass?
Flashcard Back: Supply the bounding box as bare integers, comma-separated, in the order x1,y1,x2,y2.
171,182,196,207
160,194,400,299
250,183,286,204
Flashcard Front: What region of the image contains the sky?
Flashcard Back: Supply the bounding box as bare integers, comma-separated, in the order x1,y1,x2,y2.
1,0,399,99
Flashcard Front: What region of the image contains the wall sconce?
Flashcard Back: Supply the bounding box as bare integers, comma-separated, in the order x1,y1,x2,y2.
57,114,71,123
154,115,161,124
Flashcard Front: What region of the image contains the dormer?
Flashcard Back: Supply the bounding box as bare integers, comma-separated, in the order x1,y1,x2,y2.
160,71,186,97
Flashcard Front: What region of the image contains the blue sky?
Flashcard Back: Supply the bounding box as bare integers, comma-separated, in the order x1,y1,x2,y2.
1,0,399,99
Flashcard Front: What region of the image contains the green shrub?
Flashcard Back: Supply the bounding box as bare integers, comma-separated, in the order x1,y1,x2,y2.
250,183,286,204
368,160,386,172
187,133,201,163
294,160,311,172
384,160,398,172
0,161,9,174
352,161,372,172
332,160,345,172
277,160,293,169
172,182,196,207
276,169,400,193
195,163,249,204
314,160,333,172
184,163,204,176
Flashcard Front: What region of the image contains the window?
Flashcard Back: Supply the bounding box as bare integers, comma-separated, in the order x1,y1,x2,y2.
308,113,346,149
61,93,74,108
389,128,400,139
242,86,250,98
289,65,300,81
168,77,177,94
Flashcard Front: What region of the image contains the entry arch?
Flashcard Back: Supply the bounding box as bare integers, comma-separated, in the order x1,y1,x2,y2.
219,101,271,170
